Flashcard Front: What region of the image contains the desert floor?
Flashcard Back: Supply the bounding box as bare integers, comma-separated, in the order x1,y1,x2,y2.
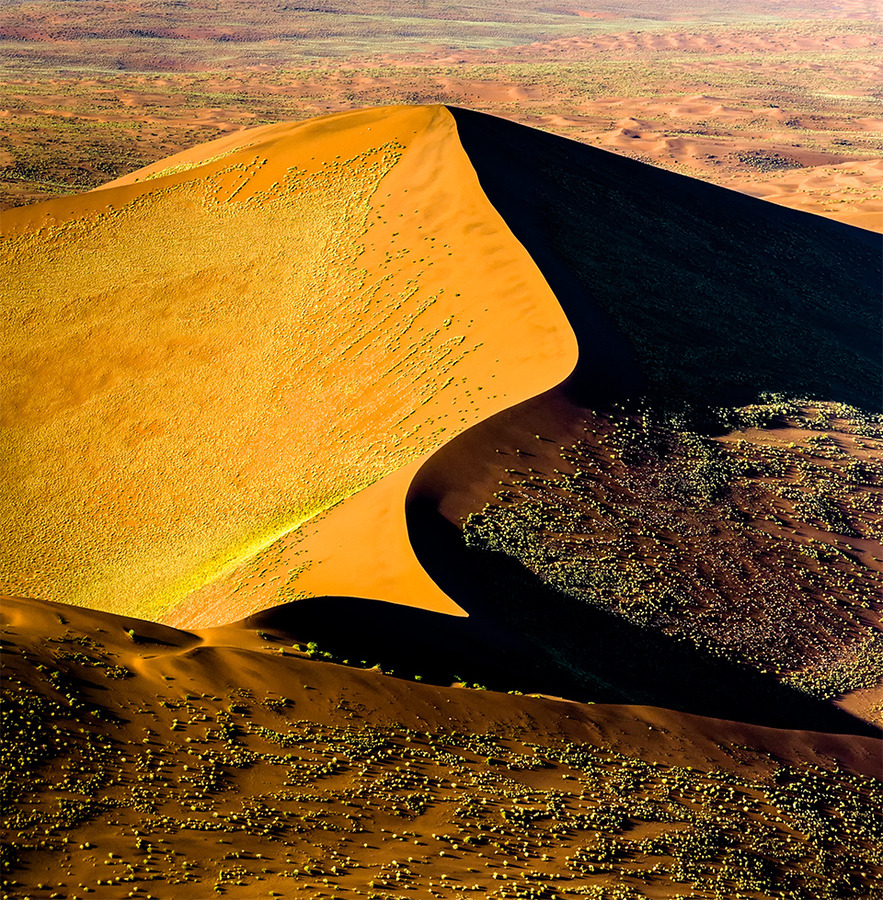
1,0,881,230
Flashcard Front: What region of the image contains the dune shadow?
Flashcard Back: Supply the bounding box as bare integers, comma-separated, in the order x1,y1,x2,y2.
449,106,881,411
405,500,880,737
245,594,537,690
127,634,181,647
244,525,879,738
252,109,880,739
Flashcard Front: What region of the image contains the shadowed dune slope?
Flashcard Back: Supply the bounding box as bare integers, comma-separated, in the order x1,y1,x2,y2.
398,112,882,726
2,105,578,624
448,106,881,410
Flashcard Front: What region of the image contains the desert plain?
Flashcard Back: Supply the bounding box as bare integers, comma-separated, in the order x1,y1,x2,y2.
2,0,882,230
1,1,882,899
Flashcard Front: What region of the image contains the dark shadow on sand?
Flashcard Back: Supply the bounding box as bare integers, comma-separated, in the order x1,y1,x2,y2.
449,107,881,411
248,511,879,740
252,111,881,740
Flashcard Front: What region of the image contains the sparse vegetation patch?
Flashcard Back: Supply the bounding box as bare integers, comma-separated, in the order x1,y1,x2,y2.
464,401,883,705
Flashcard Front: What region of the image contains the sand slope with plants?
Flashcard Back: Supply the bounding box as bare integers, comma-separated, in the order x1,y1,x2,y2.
2,104,578,622
3,593,882,899
4,105,881,719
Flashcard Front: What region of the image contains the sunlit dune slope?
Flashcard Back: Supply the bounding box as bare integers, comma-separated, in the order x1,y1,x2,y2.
167,456,467,628
1,105,577,622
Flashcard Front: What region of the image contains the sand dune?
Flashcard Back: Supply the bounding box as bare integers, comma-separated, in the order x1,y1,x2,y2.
734,157,883,230
4,105,879,720
1,105,576,623
167,108,881,734
4,105,879,631
512,30,882,56
3,592,881,898
6,594,879,771
413,107,880,723
593,111,863,187
4,103,881,897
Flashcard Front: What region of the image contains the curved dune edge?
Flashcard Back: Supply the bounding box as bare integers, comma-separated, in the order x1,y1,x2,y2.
157,105,582,628
163,458,468,627
402,109,881,730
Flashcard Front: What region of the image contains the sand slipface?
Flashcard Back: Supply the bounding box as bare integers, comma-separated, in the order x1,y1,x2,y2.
2,105,577,625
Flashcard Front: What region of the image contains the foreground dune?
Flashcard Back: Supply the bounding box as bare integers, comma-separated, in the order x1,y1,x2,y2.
3,594,881,898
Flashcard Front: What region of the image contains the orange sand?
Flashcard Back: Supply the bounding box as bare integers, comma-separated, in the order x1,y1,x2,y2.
734,157,883,230
2,105,577,623
5,592,881,898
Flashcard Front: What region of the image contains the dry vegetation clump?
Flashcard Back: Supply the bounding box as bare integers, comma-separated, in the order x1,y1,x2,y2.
464,400,883,707
732,150,803,173
2,599,881,899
